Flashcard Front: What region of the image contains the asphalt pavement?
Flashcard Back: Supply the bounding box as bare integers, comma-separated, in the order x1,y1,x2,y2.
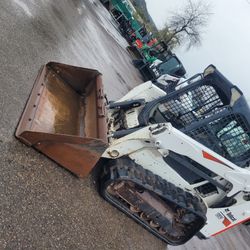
0,0,166,249
169,224,250,250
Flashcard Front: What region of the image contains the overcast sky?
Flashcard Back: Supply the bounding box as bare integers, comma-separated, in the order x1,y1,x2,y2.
145,0,250,102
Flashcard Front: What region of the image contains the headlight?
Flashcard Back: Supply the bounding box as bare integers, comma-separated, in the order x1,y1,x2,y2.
230,87,242,106
203,65,216,77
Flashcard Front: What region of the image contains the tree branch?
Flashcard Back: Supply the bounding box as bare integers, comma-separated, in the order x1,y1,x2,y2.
157,0,212,50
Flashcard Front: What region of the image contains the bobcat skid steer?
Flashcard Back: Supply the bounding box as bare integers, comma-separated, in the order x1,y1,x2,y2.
16,62,250,245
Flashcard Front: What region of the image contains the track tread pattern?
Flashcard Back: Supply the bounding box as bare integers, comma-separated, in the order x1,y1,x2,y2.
99,157,207,245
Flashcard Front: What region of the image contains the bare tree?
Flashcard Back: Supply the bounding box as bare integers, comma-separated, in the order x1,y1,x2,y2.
158,0,212,49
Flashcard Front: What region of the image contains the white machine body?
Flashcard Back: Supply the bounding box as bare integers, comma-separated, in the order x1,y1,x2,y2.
104,80,250,238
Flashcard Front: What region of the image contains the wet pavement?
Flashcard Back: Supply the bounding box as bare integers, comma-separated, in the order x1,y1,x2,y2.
169,224,250,250
0,0,166,249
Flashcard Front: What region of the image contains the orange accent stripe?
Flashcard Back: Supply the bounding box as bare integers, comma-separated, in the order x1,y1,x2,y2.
202,151,233,169
212,217,250,237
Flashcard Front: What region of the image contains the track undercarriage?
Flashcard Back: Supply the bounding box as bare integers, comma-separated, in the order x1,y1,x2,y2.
99,157,207,245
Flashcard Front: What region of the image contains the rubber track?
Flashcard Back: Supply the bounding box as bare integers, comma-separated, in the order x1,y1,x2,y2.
99,157,207,245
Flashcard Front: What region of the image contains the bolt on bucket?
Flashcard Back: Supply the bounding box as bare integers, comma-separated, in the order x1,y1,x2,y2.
16,62,108,177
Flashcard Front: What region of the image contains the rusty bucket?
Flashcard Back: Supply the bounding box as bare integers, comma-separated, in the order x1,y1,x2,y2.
16,62,108,177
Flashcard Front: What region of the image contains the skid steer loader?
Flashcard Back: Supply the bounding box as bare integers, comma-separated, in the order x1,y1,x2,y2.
16,62,250,245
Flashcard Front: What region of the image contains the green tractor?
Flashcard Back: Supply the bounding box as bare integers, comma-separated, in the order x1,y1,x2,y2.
129,41,186,80
101,0,145,43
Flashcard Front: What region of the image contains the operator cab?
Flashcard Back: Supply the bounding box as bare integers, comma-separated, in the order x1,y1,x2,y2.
138,65,250,167
157,56,186,77
149,42,186,78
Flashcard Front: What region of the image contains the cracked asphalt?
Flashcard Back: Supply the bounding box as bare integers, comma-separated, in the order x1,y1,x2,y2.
0,0,166,249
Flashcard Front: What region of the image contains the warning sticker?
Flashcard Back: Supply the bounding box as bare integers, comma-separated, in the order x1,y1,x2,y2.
222,216,232,227
215,209,237,227
215,212,224,220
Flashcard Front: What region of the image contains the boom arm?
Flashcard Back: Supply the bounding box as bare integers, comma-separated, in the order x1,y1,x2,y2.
106,123,250,196
151,123,250,196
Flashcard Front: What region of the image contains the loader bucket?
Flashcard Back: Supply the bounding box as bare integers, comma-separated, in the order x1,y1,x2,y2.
16,62,108,177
